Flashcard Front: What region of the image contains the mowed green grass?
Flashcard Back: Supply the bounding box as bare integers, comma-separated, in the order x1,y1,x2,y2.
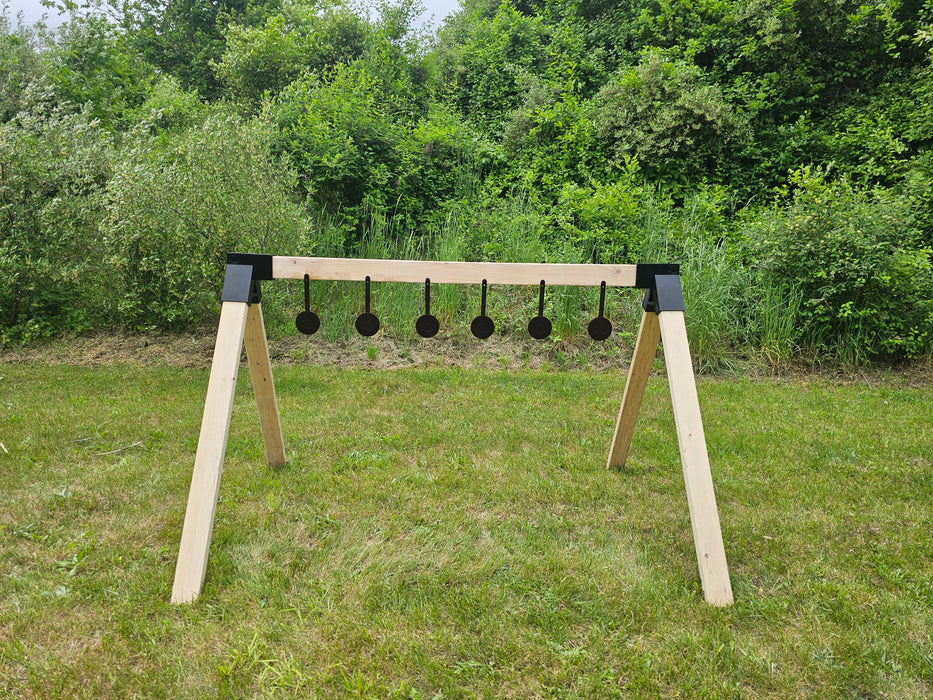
0,361,931,698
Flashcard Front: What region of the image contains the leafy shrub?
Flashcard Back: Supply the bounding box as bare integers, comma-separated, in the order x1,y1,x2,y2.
552,159,646,263
500,81,604,198
745,167,933,361
268,63,412,233
407,105,495,225
443,1,550,136
214,3,369,105
269,61,486,241
0,103,114,342
591,49,751,190
906,39,933,247
131,75,203,134
104,110,311,329
816,84,917,188
44,14,154,129
0,11,45,122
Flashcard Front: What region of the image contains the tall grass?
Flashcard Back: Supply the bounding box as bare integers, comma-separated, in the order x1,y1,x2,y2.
272,189,813,372
751,281,804,364
284,197,613,347
637,202,754,372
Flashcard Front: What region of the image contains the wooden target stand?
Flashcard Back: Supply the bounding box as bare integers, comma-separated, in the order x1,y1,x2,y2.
171,253,733,606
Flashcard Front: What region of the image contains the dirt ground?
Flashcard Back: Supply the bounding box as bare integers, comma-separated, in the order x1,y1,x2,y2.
1,328,929,387
0,328,634,372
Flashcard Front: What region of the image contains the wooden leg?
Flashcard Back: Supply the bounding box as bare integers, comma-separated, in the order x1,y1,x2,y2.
244,303,285,468
607,310,661,469
657,310,733,606
172,301,249,604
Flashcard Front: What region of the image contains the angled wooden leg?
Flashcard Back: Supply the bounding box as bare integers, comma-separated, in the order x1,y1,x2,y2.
172,301,249,604
658,310,733,606
607,310,661,469
243,303,285,468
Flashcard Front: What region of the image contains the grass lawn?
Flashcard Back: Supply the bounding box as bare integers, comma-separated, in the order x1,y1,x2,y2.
0,358,931,697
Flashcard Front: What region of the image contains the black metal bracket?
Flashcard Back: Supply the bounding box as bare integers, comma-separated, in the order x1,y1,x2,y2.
221,253,273,305
634,263,679,289
226,253,274,280
635,264,684,314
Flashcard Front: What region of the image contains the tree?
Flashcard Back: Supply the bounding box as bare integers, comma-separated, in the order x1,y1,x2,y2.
439,1,550,136
0,9,46,122
213,1,368,105
118,0,283,99
44,13,155,128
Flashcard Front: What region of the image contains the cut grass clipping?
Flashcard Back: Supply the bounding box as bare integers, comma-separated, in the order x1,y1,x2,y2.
1,363,931,697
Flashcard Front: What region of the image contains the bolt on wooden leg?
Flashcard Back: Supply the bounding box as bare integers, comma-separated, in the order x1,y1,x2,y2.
244,303,285,468
607,310,661,469
172,301,249,604
658,309,733,606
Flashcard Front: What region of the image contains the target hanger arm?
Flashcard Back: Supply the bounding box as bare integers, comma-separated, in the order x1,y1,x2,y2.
272,256,640,288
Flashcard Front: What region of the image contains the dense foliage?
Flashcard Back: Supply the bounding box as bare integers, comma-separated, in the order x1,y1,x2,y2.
1,0,931,362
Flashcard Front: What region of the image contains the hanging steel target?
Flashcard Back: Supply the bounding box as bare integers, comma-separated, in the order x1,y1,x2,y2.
415,278,440,338
470,279,494,339
295,274,320,335
355,276,380,337
587,281,612,341
527,280,552,340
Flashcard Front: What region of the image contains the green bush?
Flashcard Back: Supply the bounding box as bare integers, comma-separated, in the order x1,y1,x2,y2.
404,104,494,229
814,81,921,188
444,1,550,136
269,61,486,242
130,75,203,134
44,14,154,129
590,49,751,191
0,103,114,342
500,81,604,198
213,3,368,105
0,11,45,122
104,110,312,329
745,167,933,361
552,171,646,263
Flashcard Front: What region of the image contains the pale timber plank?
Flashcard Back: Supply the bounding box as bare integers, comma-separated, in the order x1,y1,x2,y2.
272,256,638,287
243,303,285,468
606,310,661,469
171,301,249,604
658,310,733,606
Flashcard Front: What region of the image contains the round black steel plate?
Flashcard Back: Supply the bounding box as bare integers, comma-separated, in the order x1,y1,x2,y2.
470,314,494,339
587,316,612,341
415,313,439,338
528,315,552,340
295,310,320,336
355,312,380,337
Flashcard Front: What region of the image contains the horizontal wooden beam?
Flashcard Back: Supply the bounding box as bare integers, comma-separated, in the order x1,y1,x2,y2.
272,256,639,287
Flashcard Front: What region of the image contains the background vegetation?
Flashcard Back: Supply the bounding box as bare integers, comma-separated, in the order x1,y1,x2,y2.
1,0,931,364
